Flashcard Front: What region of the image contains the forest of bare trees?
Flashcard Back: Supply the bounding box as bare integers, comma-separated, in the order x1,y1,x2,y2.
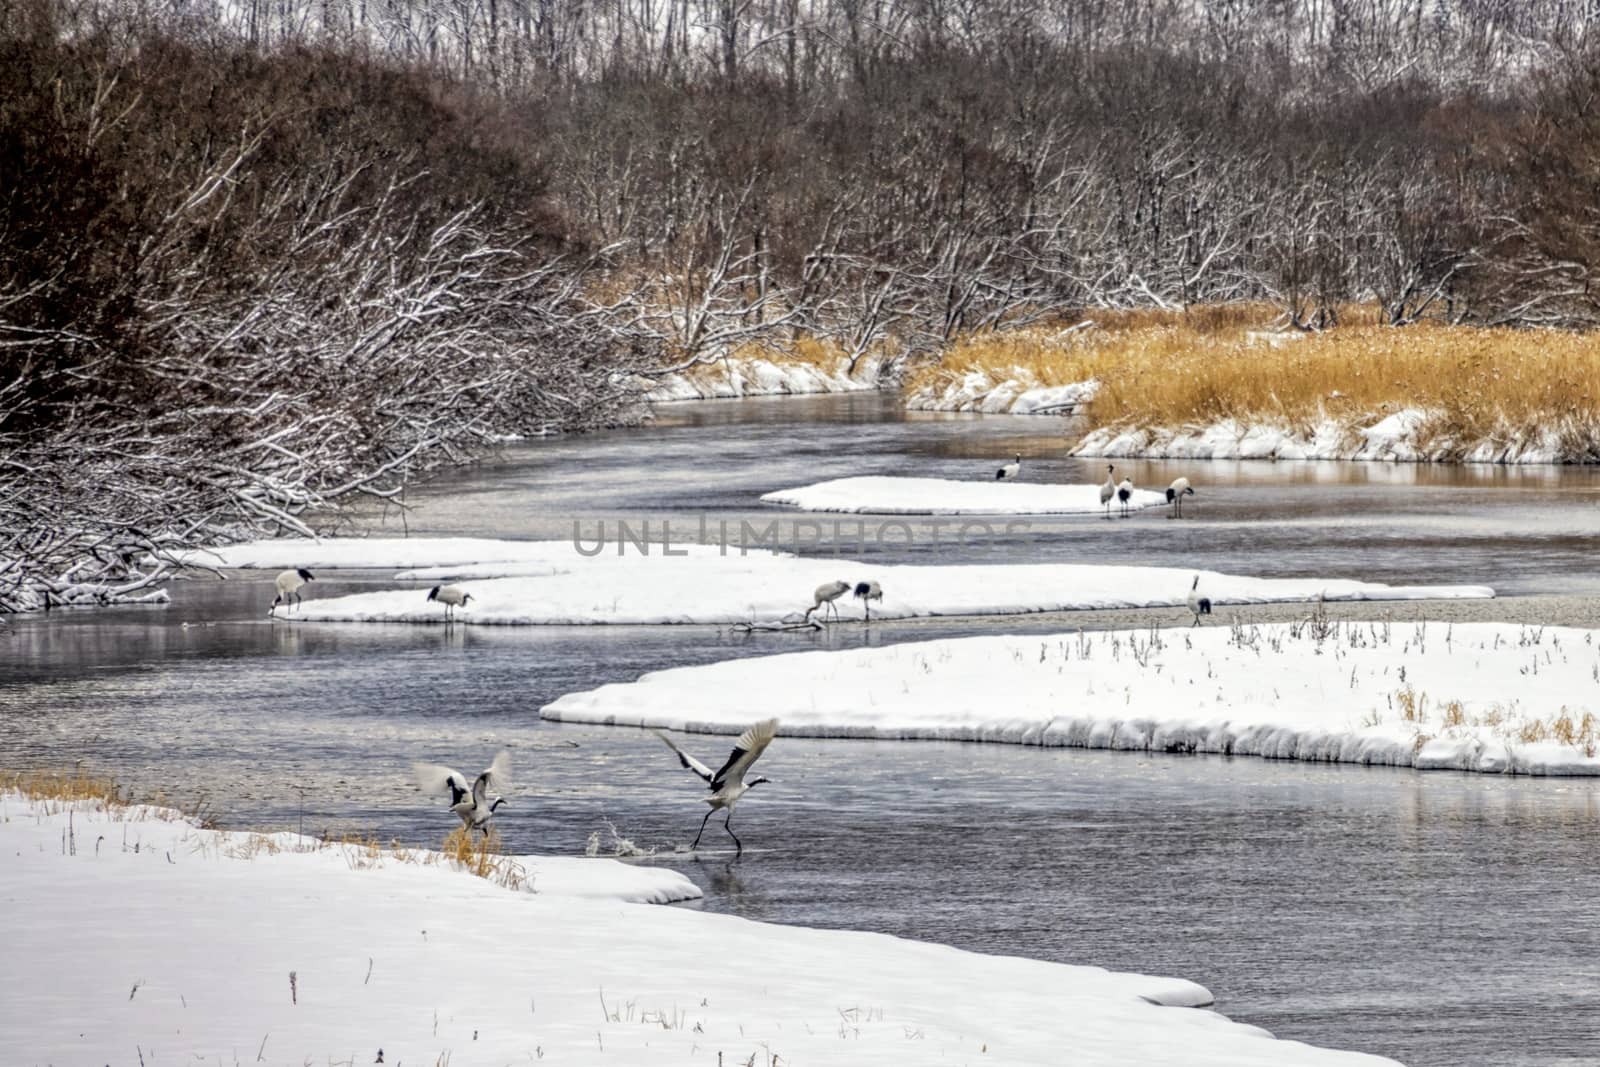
8,0,1600,610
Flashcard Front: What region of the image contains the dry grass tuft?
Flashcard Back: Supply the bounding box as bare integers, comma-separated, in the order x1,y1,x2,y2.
906,307,1600,458
442,826,528,890
1,767,122,807
1394,690,1599,758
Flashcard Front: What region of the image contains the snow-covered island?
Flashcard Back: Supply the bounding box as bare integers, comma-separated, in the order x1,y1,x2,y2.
1,789,1400,1066
544,620,1600,775
761,475,1166,514
203,537,1492,625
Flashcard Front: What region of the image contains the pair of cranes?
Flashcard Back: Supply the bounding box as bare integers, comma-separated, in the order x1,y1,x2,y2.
416,718,778,856
267,569,473,619
807,579,883,623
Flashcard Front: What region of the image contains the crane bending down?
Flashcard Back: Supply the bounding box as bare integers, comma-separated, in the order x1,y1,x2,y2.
412,750,511,836
1116,476,1135,518
653,718,777,855
996,453,1021,481
427,584,473,620
1187,574,1212,626
853,580,883,621
806,580,851,622
1167,477,1195,518
270,568,315,616
1098,465,1117,519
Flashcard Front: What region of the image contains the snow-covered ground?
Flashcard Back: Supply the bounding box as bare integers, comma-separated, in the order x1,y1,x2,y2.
904,369,1099,414
0,793,1398,1066
1072,409,1587,463
761,475,1166,514
544,621,1600,775
642,355,878,402
273,546,1491,625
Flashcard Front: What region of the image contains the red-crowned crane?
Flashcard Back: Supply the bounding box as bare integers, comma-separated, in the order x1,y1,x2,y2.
996,453,1021,481
269,569,315,616
412,750,511,836
653,719,778,855
1167,476,1195,518
427,584,473,620
806,580,850,622
1098,464,1117,519
853,580,883,621
1116,476,1135,518
1188,574,1212,626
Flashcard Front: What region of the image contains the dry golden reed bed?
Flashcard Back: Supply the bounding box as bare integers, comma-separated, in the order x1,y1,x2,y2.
905,306,1600,459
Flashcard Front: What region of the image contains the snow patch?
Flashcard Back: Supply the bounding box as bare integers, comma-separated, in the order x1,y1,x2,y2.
761,475,1167,514
281,553,1491,626
543,622,1600,776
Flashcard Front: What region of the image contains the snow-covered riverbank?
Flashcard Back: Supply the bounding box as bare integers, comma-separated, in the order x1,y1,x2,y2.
544,620,1600,774
232,537,1491,624
0,792,1398,1066
641,355,878,402
1071,409,1592,463
903,369,1098,414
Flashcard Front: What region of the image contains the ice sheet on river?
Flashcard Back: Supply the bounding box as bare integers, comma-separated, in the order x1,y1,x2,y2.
276,548,1493,625
1,793,1399,1066
544,621,1600,775
761,475,1168,514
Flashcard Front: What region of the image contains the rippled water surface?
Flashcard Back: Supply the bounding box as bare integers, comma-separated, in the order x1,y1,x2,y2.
5,393,1600,1067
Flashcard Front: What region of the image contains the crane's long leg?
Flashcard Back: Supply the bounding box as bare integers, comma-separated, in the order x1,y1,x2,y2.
691,808,715,850
724,810,742,856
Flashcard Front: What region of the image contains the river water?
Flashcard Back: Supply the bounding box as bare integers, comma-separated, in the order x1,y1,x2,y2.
4,392,1600,1066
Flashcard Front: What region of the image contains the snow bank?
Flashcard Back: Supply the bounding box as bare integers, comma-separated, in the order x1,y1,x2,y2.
0,794,1397,1066
285,553,1492,626
1073,409,1584,463
544,621,1600,776
642,355,877,402
761,475,1166,514
905,369,1099,414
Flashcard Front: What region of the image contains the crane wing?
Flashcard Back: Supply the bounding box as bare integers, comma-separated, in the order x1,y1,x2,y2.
710,718,779,790
653,730,717,784
475,750,512,797
412,762,465,797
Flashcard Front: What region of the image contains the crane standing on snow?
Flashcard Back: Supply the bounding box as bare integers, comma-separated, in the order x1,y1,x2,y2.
1116,476,1135,518
806,580,851,622
653,718,778,855
853,580,883,621
427,584,473,620
413,751,511,836
1099,464,1117,519
1188,575,1212,626
269,568,315,616
1167,476,1196,518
